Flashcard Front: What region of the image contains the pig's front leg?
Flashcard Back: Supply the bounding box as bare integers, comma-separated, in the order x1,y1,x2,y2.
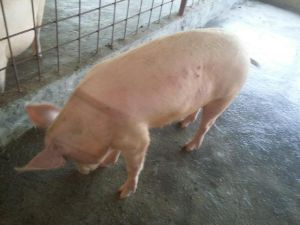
98,149,120,167
179,110,200,128
76,148,120,174
117,125,150,199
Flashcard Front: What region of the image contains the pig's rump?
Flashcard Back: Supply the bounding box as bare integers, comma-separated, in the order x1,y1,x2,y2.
76,29,249,128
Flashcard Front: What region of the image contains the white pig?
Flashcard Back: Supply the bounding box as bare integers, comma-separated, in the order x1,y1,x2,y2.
0,0,46,92
16,29,250,198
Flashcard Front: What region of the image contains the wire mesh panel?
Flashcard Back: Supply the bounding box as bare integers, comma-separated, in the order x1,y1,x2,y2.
0,0,186,97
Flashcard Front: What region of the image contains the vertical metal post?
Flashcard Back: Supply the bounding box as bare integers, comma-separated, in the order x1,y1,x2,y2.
30,0,42,81
158,0,164,23
168,0,174,18
0,0,21,91
110,0,117,48
123,0,130,39
178,0,187,16
54,0,60,73
135,0,143,34
147,0,155,27
78,0,81,63
96,0,102,53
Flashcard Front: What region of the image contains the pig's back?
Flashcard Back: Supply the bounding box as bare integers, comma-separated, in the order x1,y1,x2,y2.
78,29,249,127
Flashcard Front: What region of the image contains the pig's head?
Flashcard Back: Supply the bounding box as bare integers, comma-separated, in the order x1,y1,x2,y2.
16,102,111,172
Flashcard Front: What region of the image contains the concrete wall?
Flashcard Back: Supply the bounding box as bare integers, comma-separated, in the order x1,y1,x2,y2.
260,0,300,13
0,0,245,148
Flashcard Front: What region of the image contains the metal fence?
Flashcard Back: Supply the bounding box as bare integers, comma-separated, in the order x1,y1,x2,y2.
0,0,195,95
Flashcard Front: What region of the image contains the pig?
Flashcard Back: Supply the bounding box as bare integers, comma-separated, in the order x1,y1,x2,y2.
16,29,250,198
0,0,46,92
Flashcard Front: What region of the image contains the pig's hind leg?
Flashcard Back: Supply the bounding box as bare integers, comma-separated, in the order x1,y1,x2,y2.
179,110,200,128
183,96,234,151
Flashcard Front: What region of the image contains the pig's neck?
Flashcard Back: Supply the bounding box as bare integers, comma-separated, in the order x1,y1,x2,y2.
73,88,122,115
49,92,118,161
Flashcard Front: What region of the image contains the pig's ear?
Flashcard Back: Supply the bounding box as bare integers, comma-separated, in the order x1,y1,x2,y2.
15,148,66,172
26,103,60,129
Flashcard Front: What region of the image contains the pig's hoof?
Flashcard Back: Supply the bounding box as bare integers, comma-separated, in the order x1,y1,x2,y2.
77,167,91,175
177,121,190,129
182,141,198,152
118,181,136,199
76,163,99,175
180,121,189,129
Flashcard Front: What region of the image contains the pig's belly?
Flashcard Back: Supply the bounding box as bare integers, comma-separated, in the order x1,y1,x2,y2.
143,93,202,128
127,74,207,128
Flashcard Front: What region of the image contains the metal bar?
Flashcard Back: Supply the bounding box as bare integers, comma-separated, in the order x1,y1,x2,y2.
0,0,128,42
3,0,174,63
78,0,81,63
30,0,42,81
147,0,155,27
54,0,60,73
96,0,102,53
178,0,187,16
169,0,174,18
123,0,130,39
14,53,43,66
135,0,143,34
42,1,175,50
158,0,164,23
0,0,21,92
2,0,174,72
0,0,177,94
110,0,117,48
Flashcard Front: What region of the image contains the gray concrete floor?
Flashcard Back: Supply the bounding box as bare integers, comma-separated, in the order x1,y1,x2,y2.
1,1,300,224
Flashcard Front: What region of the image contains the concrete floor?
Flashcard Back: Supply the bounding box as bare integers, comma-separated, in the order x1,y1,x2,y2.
1,1,300,224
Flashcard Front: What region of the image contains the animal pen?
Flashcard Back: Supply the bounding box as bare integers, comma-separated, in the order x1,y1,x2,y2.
0,0,196,102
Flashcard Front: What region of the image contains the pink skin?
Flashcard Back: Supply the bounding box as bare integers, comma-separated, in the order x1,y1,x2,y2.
16,29,249,198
